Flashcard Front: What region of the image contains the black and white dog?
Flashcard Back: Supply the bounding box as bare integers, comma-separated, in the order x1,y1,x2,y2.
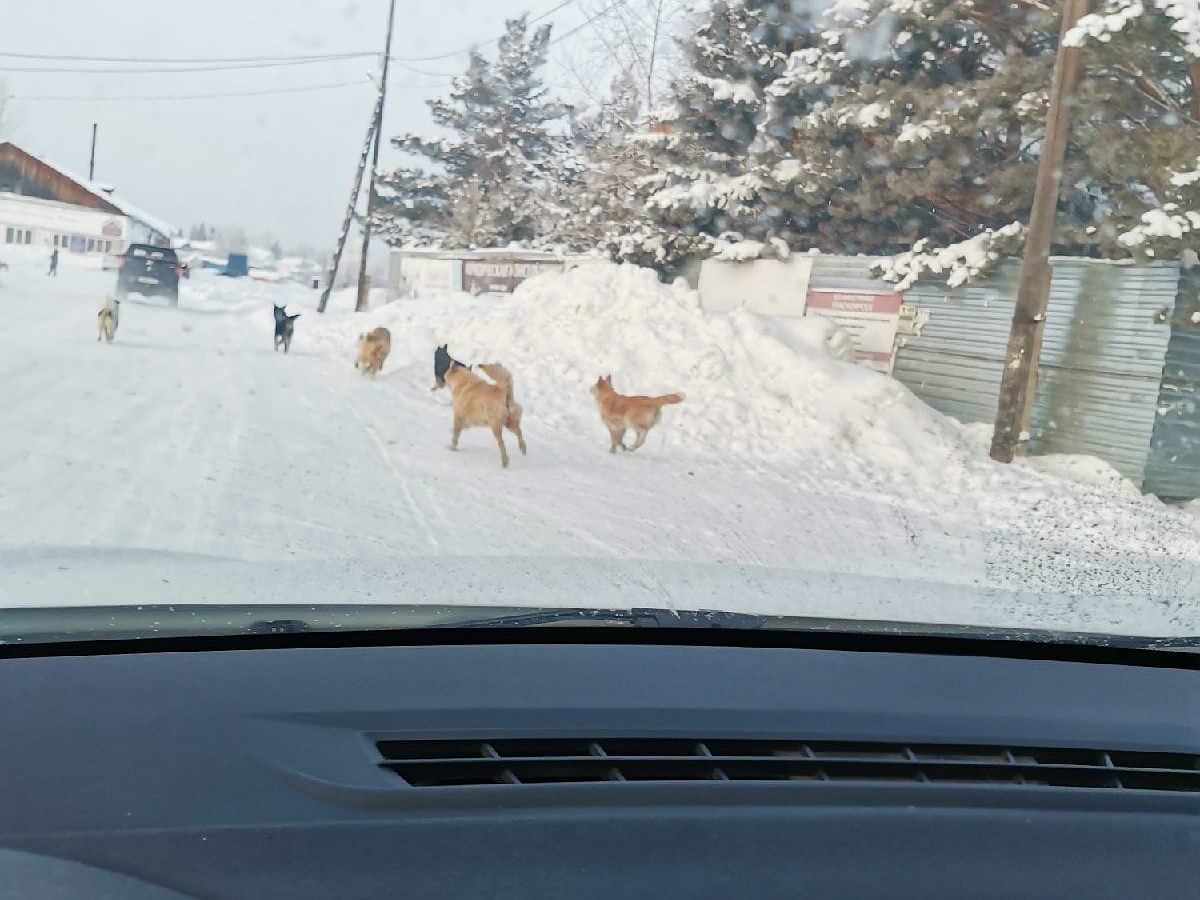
273,305,300,353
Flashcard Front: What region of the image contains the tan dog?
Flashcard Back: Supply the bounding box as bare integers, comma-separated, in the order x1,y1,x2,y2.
355,326,391,377
442,360,527,468
591,375,685,453
97,295,120,344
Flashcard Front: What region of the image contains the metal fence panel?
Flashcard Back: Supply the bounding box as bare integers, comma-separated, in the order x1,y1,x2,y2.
893,259,1177,485
1144,269,1200,501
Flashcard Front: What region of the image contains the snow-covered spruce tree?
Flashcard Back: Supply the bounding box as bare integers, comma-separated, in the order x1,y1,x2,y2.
648,0,1200,285
630,0,824,268
644,0,1060,275
1062,0,1200,261
785,0,1058,254
543,74,670,263
883,0,1200,283
373,16,571,248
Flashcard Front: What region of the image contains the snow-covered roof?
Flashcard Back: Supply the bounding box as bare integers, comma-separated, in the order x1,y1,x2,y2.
0,141,177,240
103,191,176,242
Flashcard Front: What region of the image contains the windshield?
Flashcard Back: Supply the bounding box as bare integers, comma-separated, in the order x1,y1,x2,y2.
1,0,1198,645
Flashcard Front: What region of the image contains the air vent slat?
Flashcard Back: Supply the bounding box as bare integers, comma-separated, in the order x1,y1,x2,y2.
373,738,1200,793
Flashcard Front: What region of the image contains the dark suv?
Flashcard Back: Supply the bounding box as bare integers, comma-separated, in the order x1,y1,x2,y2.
116,244,182,305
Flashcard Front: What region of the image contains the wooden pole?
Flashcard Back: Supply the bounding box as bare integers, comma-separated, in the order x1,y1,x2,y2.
88,123,97,181
316,102,378,314
354,0,397,313
989,0,1091,463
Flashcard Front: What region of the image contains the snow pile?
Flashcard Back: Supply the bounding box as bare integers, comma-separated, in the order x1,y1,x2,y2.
312,262,980,483
1019,454,1148,502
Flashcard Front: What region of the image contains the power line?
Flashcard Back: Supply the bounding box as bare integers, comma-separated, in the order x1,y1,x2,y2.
2,56,379,75
388,60,460,79
1,0,610,80
12,79,374,102
0,49,375,64
388,0,580,62
6,0,627,100
382,0,624,81
548,0,631,46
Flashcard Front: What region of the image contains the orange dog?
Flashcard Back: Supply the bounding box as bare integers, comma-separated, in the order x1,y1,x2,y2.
443,360,527,468
590,375,685,453
355,326,391,378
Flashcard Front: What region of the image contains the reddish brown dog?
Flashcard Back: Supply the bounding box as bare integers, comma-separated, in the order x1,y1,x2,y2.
590,374,684,453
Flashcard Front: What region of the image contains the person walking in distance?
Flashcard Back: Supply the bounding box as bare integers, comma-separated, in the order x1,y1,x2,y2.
48,248,59,276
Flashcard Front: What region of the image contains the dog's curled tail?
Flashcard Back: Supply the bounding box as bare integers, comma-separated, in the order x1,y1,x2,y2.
655,392,686,406
478,362,515,407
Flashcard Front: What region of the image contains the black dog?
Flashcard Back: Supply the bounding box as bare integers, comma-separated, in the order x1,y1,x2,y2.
433,344,468,390
273,305,300,353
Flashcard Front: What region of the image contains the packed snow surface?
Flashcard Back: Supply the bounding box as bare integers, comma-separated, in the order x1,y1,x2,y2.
1,248,1199,637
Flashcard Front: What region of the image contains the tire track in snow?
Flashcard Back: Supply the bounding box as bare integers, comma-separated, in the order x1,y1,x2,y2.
335,386,442,553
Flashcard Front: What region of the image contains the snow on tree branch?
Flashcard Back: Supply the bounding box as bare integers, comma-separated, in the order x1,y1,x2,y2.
1117,207,1200,250
873,223,1025,290
1065,0,1200,56
648,172,768,212
694,76,760,104
710,235,791,260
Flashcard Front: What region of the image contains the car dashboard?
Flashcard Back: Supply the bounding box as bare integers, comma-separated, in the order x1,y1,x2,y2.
0,627,1196,899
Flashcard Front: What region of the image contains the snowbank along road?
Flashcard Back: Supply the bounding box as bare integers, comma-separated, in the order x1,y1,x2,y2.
1,248,1198,636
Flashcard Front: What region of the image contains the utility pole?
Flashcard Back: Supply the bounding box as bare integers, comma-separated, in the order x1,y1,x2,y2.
354,0,397,313
88,123,97,181
989,0,1090,463
316,98,380,314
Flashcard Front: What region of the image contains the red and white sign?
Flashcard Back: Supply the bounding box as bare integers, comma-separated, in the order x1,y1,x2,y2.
805,290,903,373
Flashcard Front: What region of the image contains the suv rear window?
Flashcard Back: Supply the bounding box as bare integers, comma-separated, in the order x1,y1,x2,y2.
128,246,176,262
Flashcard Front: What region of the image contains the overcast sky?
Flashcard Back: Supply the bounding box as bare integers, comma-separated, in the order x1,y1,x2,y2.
1,0,604,250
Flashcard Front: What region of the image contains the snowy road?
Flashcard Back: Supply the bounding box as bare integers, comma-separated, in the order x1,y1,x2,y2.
1,249,1198,636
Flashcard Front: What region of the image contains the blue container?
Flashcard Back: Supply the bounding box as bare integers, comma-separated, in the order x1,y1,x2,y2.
224,253,249,277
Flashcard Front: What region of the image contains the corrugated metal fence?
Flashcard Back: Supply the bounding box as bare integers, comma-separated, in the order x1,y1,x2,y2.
810,257,1180,489
1144,269,1200,501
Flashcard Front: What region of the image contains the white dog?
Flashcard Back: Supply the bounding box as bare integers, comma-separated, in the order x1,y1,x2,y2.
97,295,120,344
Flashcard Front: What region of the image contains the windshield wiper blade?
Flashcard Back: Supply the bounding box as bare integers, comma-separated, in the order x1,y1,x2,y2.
430,607,766,630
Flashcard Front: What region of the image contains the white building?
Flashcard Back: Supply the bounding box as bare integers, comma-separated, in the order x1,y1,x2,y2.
0,141,176,256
